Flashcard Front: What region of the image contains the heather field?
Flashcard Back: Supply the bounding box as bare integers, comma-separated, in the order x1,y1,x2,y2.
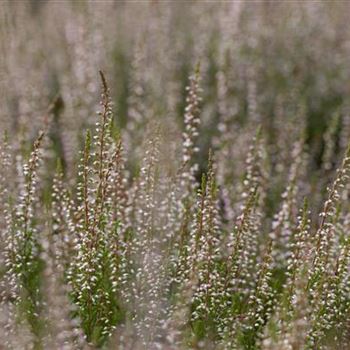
1,1,350,349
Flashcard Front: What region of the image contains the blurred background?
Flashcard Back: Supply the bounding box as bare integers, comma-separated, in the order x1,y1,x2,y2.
1,0,350,215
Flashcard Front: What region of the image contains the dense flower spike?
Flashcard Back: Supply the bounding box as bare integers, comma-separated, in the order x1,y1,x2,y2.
42,188,86,349
270,137,306,269
0,134,12,264
181,64,202,189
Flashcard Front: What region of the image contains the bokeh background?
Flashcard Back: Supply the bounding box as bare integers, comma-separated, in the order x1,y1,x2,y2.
1,0,350,217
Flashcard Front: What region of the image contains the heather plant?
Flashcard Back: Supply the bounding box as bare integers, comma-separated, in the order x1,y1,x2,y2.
1,132,45,348
1,1,350,350
68,72,122,345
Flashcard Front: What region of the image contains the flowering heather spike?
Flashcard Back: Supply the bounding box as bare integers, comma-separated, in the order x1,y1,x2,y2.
0,137,22,349
190,152,222,324
286,198,311,296
120,133,164,346
244,240,276,347
80,130,92,230
270,137,306,269
311,142,350,276
262,200,311,349
70,73,121,344
217,186,261,345
49,167,88,347
181,65,202,188
226,186,259,291
41,220,86,350
306,142,350,348
240,127,266,205
210,129,266,345
0,131,45,346
110,139,129,237
51,164,75,267
329,217,350,346
0,134,12,263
